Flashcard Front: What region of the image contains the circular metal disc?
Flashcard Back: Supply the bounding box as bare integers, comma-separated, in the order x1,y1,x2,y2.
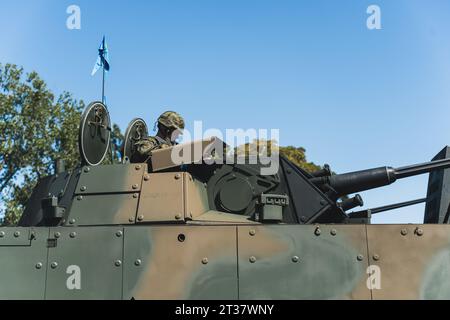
78,101,111,166
122,118,149,163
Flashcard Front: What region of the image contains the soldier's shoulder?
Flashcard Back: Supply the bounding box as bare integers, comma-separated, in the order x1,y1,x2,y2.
135,136,159,145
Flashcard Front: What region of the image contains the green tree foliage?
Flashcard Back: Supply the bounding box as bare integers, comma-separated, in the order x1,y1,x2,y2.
0,64,123,225
235,139,322,173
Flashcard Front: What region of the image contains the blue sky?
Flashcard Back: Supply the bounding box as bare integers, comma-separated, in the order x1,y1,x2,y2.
1,0,450,223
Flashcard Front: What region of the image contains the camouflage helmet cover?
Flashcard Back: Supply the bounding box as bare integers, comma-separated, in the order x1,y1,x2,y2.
157,111,185,130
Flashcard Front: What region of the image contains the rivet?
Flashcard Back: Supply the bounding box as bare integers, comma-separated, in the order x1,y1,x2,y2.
69,219,76,225
330,229,337,236
144,174,149,181
77,195,83,201
135,165,141,170
133,193,138,199
129,217,135,223
137,215,144,222
69,232,76,238
51,262,58,269
314,227,321,236
320,200,326,205
84,167,90,173
132,184,138,190
54,232,61,238
80,186,87,192
175,214,182,220
0,231,4,238
135,259,142,266
286,169,292,174
357,254,364,261
116,230,123,237
35,262,43,269
175,174,181,180
249,256,257,263
202,257,209,265
401,229,408,236
292,256,299,263
416,228,424,236
114,260,122,267
249,229,256,236
14,231,20,238
373,254,380,261
300,216,307,223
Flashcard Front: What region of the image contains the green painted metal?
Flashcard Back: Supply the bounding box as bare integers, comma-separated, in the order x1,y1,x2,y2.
0,228,49,299
237,225,370,299
75,164,144,194
123,226,238,300
45,227,123,299
69,193,139,225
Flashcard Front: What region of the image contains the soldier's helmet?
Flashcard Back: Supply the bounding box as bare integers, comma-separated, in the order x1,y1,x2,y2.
157,111,185,131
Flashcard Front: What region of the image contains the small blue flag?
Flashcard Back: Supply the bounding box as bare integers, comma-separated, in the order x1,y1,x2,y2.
91,36,110,76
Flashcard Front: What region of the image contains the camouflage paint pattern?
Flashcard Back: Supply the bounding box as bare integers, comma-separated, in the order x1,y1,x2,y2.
2,223,450,299
3,166,450,300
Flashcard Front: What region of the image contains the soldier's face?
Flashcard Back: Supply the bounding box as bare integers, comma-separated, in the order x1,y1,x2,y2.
170,129,183,143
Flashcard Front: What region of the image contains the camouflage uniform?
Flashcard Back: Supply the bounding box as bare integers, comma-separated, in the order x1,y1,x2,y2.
134,111,185,161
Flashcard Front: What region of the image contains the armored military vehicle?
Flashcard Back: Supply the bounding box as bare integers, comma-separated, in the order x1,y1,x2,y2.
2,101,450,299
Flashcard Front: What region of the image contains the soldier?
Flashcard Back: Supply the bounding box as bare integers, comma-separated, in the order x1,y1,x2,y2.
134,111,185,163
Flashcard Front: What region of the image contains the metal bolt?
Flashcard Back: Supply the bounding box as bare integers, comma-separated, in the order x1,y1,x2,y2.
80,186,87,192
286,169,292,174
84,167,90,173
54,232,60,238
135,165,141,170
175,174,181,180
134,259,142,266
249,256,257,263
330,229,337,236
401,229,408,236
373,254,380,261
0,231,4,238
133,193,138,199
69,219,76,225
202,257,209,265
357,254,364,261
300,216,307,223
69,232,76,238
116,230,123,237
35,262,43,269
249,229,256,236
13,231,20,238
129,217,135,223
416,228,424,236
175,214,182,220
144,174,149,181
320,200,326,205
114,260,122,267
132,184,138,190
77,195,83,201
292,256,300,263
137,215,144,222
51,262,58,269
314,227,321,236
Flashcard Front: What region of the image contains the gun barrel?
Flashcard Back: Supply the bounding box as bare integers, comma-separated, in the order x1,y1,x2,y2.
327,158,450,196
